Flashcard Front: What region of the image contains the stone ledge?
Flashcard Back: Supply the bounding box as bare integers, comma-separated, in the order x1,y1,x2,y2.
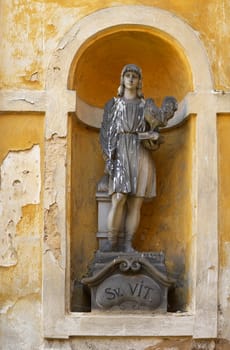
45,313,194,338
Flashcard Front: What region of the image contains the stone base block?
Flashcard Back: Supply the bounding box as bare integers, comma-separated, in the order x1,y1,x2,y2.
82,251,174,312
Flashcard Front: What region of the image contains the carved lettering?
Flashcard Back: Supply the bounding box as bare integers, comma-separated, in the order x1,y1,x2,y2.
104,288,116,300
128,282,139,296
113,288,123,297
137,280,144,297
128,281,154,300
104,287,123,300
96,274,162,309
143,286,154,299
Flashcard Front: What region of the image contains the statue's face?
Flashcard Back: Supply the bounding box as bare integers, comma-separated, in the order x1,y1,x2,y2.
123,71,139,91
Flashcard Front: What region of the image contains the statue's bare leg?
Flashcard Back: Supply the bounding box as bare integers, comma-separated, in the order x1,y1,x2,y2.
124,197,144,252
107,193,127,251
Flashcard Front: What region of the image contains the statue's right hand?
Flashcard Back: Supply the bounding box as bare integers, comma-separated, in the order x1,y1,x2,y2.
105,159,114,176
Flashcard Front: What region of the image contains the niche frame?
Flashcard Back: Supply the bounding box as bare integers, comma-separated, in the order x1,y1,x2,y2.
43,5,218,339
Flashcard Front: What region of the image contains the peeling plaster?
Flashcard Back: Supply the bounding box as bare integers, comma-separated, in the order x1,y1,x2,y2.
44,135,67,265
0,145,41,266
146,339,216,350
44,134,67,208
44,202,61,261
0,1,229,347
42,338,160,350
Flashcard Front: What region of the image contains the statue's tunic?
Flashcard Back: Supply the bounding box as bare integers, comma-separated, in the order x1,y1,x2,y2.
100,97,156,198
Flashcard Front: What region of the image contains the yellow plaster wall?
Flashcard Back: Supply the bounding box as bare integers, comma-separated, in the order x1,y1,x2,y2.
0,126,42,308
135,116,195,310
0,113,44,163
70,116,102,276
0,0,230,90
218,115,230,268
0,204,42,300
70,115,101,310
71,27,192,107
217,114,230,341
1,0,230,345
0,114,44,345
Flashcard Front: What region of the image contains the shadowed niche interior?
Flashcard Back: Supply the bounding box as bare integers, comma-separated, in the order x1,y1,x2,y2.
67,26,194,312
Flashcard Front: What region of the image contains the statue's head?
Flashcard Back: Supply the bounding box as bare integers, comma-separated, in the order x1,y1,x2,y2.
118,64,143,98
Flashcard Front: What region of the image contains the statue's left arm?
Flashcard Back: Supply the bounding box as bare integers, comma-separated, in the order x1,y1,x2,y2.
100,98,118,175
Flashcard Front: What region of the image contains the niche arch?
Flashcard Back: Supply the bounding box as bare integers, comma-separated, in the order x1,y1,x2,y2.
44,5,216,339
68,25,193,107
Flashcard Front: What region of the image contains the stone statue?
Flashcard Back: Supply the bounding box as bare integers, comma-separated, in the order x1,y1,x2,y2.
100,64,177,252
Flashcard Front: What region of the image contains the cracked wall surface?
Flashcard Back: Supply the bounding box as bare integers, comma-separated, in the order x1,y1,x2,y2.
0,1,230,91
0,0,230,349
44,202,61,262
0,145,41,266
43,135,67,269
0,113,44,349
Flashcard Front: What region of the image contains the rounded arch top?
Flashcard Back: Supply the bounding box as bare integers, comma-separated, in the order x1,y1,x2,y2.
69,25,193,108
47,5,213,94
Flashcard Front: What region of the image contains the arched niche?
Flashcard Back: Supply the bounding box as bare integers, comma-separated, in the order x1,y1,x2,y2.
68,25,193,107
69,25,195,312
44,6,216,339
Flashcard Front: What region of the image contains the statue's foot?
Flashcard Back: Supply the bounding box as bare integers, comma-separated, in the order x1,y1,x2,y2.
124,241,136,253
102,240,118,252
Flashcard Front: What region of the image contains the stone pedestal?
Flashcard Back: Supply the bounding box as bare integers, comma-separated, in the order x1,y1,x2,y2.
96,175,126,251
96,190,112,251
82,251,174,312
92,176,175,312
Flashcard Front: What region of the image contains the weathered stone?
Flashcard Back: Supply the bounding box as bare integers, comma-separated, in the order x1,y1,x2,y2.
145,338,192,349
82,252,173,311
216,339,230,350
191,340,216,350
43,338,160,350
96,274,162,309
44,202,61,261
